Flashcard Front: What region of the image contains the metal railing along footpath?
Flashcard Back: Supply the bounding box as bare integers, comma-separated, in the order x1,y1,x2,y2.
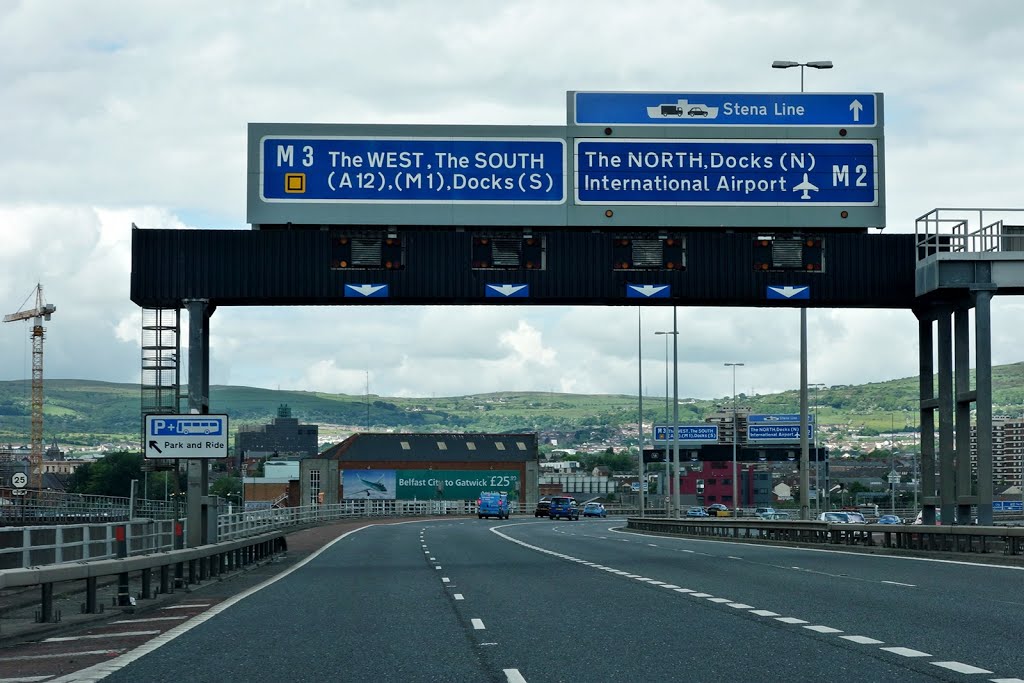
626,517,1024,558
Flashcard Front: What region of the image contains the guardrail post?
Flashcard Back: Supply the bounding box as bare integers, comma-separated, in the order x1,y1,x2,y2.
40,582,55,623
174,522,185,587
85,576,98,613
116,525,131,607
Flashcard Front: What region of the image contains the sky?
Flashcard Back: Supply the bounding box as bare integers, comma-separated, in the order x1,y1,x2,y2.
2,0,1024,403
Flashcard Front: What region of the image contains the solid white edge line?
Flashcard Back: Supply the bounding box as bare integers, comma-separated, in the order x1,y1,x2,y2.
43,631,160,642
49,520,412,682
0,676,56,682
504,668,528,683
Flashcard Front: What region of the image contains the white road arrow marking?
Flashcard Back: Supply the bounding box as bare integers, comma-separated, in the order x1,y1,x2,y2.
849,99,863,122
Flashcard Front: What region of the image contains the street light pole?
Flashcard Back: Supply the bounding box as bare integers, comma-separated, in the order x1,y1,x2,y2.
655,329,678,510
637,308,645,516
671,307,680,518
725,363,744,514
810,383,826,513
772,58,833,520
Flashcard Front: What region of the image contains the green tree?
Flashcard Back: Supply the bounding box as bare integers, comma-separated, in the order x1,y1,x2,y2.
210,476,242,505
67,452,143,497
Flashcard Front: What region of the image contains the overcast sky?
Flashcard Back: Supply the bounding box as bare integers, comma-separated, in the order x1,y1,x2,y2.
2,1,1023,403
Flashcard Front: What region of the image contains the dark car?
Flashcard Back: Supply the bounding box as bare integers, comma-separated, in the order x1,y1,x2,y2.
705,503,730,517
534,498,552,518
548,496,580,520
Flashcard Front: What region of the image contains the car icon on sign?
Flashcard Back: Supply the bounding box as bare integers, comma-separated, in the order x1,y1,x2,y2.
687,107,709,117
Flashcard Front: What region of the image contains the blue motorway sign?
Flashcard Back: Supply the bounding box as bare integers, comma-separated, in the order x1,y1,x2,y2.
653,425,720,443
993,500,1024,512
748,414,814,442
260,137,566,203
573,92,878,127
748,414,815,424
576,139,877,206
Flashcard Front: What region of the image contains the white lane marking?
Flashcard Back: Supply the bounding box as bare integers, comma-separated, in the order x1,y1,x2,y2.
454,594,464,600
881,580,916,587
504,669,528,683
0,676,56,682
707,598,732,603
990,678,1024,682
661,584,680,589
435,565,442,569
110,616,188,624
159,604,210,610
648,580,666,585
840,635,884,645
472,618,485,630
690,593,713,598
43,631,160,643
648,543,659,547
442,577,450,583
681,549,695,553
0,650,124,663
673,588,694,593
881,646,931,658
804,625,843,634
424,551,430,554
776,617,808,625
931,662,992,674
728,556,742,560
750,610,780,617
727,603,753,609
429,557,436,561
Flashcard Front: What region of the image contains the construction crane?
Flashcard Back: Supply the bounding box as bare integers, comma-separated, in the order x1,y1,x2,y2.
4,284,56,490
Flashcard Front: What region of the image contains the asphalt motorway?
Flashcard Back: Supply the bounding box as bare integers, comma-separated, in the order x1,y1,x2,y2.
53,517,1024,683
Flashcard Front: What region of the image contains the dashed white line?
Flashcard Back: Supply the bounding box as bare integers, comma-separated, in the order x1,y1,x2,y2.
673,588,694,593
442,577,450,583
707,597,732,604
44,631,160,643
775,617,808,625
840,635,884,645
661,584,680,589
690,592,713,598
110,616,187,624
471,618,485,630
454,594,464,600
648,543,659,547
990,678,1024,682
726,603,753,609
435,565,442,569
750,610,780,617
804,625,843,634
931,662,992,674
159,604,210,610
504,669,528,683
881,646,931,658
728,556,742,560
881,580,916,587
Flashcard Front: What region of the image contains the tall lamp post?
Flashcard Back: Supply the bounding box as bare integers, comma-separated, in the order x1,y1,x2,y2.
810,383,826,513
637,308,645,516
655,329,678,510
772,58,833,520
725,363,744,514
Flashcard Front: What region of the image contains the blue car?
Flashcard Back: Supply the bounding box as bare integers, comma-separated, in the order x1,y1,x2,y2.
583,502,607,518
686,506,709,517
875,514,902,524
548,496,580,520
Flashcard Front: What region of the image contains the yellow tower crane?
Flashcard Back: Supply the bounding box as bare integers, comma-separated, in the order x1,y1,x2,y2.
4,284,56,490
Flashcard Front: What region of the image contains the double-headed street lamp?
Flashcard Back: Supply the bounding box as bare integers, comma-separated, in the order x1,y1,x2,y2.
772,58,833,520
725,363,744,514
655,329,678,506
771,60,833,93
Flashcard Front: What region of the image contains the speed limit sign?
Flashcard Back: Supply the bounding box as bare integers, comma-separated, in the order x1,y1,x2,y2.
11,472,27,489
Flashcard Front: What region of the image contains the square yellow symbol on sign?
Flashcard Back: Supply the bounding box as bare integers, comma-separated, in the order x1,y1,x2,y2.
285,173,306,193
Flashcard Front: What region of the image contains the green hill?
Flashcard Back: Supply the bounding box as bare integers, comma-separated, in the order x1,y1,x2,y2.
0,361,1022,448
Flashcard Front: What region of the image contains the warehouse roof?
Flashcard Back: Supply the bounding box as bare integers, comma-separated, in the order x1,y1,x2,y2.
320,433,538,463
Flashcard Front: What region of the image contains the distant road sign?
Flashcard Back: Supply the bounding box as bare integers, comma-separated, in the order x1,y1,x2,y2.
11,472,27,489
653,425,720,443
572,92,879,127
145,414,229,459
993,500,1024,512
260,137,566,204
575,139,877,206
749,414,815,423
747,415,814,442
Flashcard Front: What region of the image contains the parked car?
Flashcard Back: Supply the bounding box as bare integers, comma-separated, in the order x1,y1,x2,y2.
706,503,730,517
875,514,902,525
548,496,580,520
582,502,607,518
686,506,709,517
534,498,552,518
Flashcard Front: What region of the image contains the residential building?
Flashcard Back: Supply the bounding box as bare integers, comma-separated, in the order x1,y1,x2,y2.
971,418,1024,487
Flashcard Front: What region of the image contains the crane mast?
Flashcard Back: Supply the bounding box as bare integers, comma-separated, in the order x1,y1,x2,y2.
4,284,56,490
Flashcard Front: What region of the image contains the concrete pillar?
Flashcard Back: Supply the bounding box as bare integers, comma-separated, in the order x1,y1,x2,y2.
954,307,974,524
975,288,995,525
937,308,956,524
917,310,937,525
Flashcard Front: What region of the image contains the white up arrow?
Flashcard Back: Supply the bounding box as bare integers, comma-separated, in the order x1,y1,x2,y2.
849,99,863,122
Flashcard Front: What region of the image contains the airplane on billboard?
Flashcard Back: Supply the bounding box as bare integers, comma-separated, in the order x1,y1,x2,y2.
349,473,390,497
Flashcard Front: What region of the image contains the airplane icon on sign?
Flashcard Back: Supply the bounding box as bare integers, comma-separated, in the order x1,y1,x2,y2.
793,173,818,200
